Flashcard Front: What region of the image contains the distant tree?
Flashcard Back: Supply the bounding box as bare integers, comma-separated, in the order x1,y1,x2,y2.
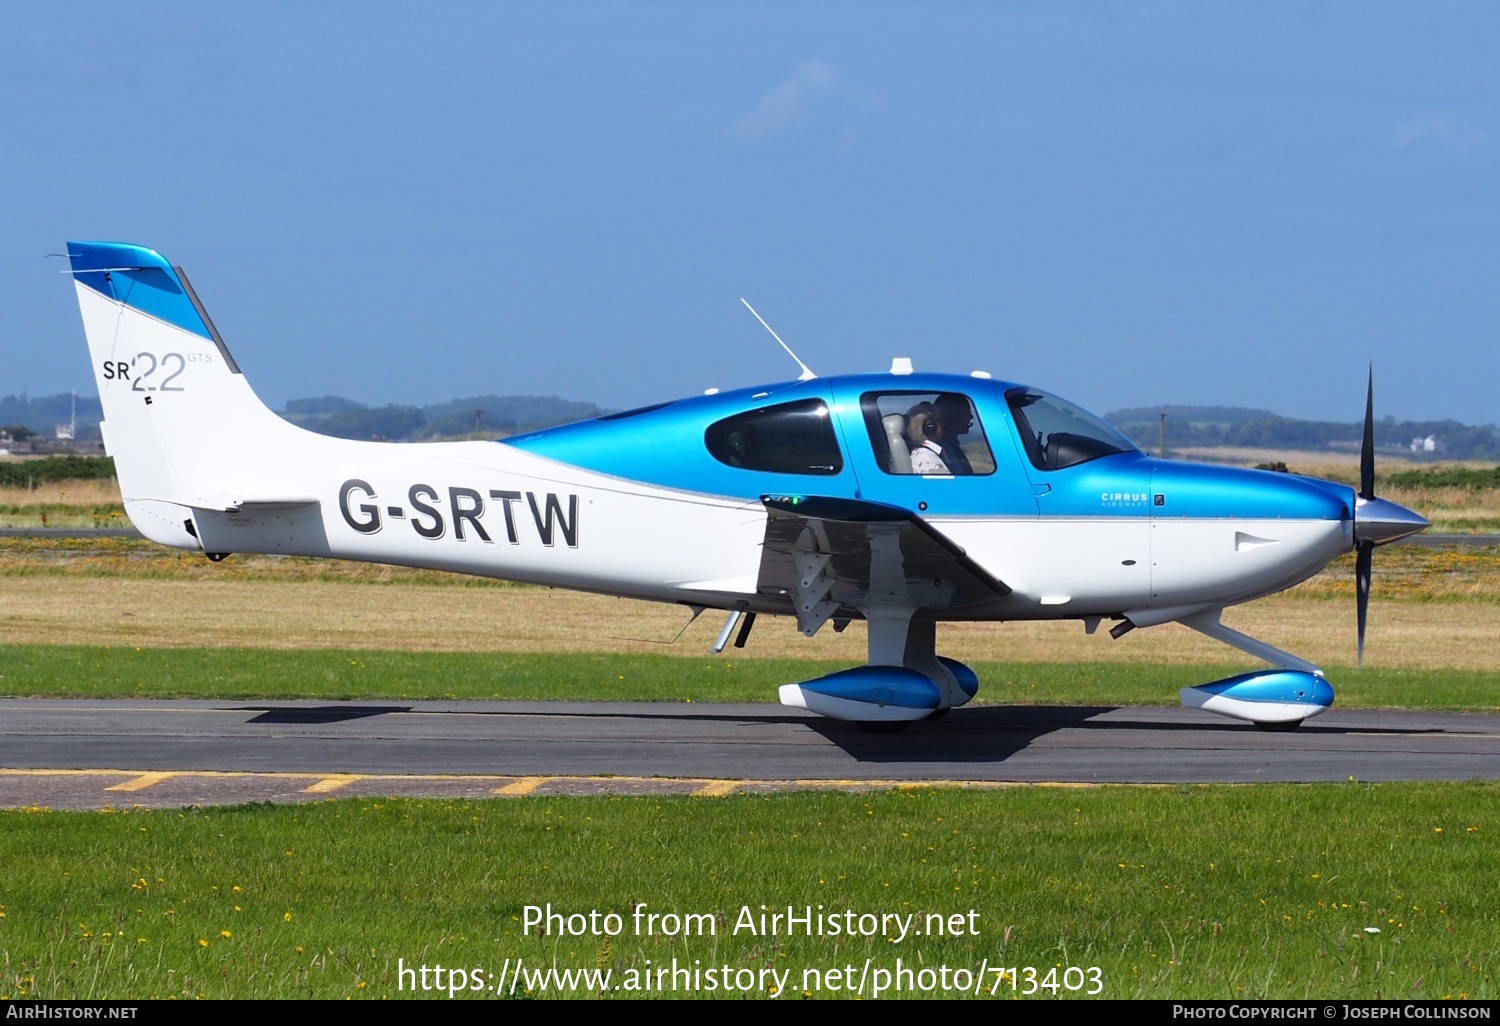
311,405,426,440
1108,405,1277,426
1106,404,1500,459
282,396,368,416
418,395,607,438
278,393,606,439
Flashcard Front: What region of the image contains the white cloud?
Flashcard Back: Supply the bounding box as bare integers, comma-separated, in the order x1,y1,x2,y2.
732,60,860,142
1388,113,1489,153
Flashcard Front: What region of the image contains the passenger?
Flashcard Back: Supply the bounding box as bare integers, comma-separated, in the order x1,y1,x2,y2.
905,401,950,475
905,402,932,450
931,393,975,474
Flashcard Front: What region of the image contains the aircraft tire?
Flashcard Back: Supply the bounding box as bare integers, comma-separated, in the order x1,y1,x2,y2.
1254,720,1302,732
925,708,950,721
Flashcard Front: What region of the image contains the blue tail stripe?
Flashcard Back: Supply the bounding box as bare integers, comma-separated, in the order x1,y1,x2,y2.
66,241,211,341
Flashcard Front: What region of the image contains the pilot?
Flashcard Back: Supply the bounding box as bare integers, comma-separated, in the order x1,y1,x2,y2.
906,401,950,474
721,429,749,468
931,393,975,474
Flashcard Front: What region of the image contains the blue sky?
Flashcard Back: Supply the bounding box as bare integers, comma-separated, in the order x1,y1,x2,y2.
2,2,1497,422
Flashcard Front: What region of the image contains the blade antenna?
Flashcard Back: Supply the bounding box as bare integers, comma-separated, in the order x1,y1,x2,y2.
740,298,816,381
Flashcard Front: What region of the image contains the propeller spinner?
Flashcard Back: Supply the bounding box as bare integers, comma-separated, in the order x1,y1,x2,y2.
1352,368,1431,662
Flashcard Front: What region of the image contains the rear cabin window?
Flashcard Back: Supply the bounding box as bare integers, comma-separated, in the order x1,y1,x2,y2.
705,399,843,475
860,392,996,476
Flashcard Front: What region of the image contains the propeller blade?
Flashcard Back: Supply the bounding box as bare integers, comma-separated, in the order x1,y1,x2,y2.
1355,539,1373,664
1359,365,1376,500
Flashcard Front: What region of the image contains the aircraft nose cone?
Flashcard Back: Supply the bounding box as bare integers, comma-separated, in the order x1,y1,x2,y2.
1354,495,1430,546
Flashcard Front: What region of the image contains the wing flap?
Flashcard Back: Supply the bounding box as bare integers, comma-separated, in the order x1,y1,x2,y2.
755,496,1009,630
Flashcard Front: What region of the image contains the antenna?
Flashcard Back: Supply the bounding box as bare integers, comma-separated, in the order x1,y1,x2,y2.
740,298,816,381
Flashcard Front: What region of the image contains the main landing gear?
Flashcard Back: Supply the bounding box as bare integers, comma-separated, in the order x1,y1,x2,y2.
776,612,978,731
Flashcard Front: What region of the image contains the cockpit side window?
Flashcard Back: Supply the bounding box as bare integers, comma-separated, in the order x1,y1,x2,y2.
1005,387,1137,471
704,399,843,475
859,391,996,476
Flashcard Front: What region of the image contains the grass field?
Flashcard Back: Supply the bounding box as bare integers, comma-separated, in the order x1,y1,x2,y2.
3,645,1498,711
0,480,124,529
1,538,1498,676
1,786,1494,1000
2,528,1498,1002
1,534,1498,703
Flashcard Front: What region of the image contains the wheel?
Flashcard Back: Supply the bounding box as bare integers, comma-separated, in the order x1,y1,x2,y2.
1254,720,1302,732
925,708,950,721
858,721,912,735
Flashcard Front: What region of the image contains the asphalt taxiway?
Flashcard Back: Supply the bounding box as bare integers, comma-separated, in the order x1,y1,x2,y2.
2,699,1498,808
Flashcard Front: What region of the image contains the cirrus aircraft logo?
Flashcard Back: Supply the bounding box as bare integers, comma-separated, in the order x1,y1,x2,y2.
1100,491,1151,508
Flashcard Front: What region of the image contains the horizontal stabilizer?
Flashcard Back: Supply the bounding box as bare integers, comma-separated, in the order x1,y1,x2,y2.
178,497,321,513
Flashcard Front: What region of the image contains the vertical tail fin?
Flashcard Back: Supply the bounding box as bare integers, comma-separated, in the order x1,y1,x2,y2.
67,241,297,543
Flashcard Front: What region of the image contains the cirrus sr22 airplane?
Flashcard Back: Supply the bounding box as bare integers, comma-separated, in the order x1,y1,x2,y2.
66,241,1430,732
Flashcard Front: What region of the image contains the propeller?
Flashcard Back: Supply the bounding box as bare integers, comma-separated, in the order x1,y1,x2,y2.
1357,369,1375,663
1352,366,1430,663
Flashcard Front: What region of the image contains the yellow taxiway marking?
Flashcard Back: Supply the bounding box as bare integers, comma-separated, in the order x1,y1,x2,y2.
104,772,176,792
693,780,743,797
0,767,1176,792
493,777,548,796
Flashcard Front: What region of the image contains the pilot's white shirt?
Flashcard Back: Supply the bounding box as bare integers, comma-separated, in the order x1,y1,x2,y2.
909,439,950,475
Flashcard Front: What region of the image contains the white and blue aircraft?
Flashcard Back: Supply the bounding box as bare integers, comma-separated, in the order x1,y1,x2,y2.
65,241,1430,732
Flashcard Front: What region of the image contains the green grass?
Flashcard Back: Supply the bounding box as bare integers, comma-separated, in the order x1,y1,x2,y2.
1428,515,1500,533
0,456,115,488
1387,466,1500,490
0,787,1494,999
2,645,1498,711
0,502,126,528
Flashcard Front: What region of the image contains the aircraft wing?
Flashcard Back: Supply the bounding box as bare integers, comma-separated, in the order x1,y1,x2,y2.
756,495,1010,633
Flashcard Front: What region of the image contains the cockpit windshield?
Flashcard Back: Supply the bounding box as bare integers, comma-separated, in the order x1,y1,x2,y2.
1006,387,1137,471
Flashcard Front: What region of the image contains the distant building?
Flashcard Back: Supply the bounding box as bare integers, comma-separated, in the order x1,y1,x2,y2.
1409,435,1437,453
54,391,78,442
